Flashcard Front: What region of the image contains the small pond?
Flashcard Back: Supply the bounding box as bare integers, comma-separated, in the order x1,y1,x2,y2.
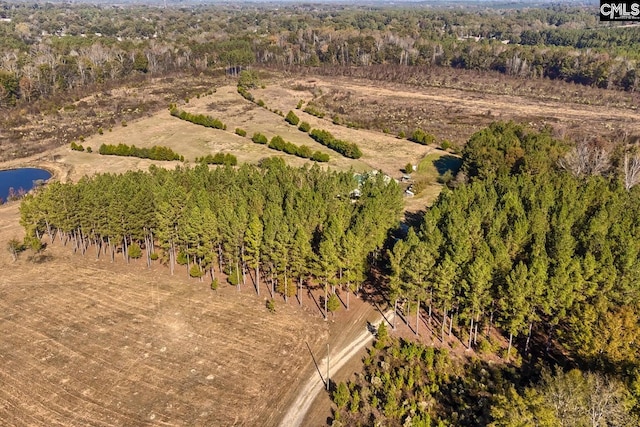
0,168,51,203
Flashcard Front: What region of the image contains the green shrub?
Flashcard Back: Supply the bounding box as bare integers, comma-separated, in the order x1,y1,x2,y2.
170,108,226,130
196,152,238,166
150,252,159,261
477,337,492,354
410,129,436,145
237,85,255,102
298,121,311,132
211,278,219,291
397,130,406,139
327,293,340,314
128,242,142,259
225,264,240,286
257,99,265,107
70,142,85,152
297,145,312,159
235,128,247,137
238,69,260,89
176,251,188,265
441,140,452,150
303,105,325,118
252,133,268,144
266,299,276,313
296,100,304,109
285,110,300,126
269,135,286,151
98,143,182,161
311,151,330,162
86,147,92,153
333,383,350,409
189,263,203,278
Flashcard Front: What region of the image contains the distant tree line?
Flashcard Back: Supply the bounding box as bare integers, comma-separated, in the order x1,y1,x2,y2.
98,143,183,161
0,3,638,110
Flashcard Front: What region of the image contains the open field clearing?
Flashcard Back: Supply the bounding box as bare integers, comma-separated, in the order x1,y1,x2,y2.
281,74,640,149
4,70,634,208
0,203,328,426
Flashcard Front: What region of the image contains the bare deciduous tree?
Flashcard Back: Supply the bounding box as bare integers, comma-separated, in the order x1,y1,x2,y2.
558,139,611,178
623,151,640,191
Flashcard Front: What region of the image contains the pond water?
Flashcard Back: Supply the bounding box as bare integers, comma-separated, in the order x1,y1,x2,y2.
0,168,51,203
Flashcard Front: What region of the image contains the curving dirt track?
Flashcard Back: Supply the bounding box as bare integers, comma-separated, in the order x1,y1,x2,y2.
278,307,394,427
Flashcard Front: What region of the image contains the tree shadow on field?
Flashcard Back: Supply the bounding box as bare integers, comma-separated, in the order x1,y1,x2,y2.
403,210,426,230
308,288,325,319
305,341,327,388
432,155,462,175
28,253,53,264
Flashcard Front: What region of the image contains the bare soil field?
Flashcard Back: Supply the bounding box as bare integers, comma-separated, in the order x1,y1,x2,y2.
0,202,329,426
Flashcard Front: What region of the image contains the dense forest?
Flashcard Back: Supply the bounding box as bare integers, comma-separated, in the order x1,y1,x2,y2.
19,160,403,312
0,2,639,109
330,121,640,425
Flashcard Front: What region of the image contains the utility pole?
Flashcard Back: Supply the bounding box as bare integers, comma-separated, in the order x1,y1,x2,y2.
326,343,330,391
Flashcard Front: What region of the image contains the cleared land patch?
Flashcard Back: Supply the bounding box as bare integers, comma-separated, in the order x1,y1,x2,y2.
0,203,328,427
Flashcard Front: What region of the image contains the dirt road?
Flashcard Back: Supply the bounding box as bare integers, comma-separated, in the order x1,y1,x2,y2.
278,309,394,427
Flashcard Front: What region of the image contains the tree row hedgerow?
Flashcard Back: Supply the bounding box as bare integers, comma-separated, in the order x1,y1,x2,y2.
170,108,227,130
196,152,238,166
98,143,183,161
309,128,362,159
252,133,329,162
